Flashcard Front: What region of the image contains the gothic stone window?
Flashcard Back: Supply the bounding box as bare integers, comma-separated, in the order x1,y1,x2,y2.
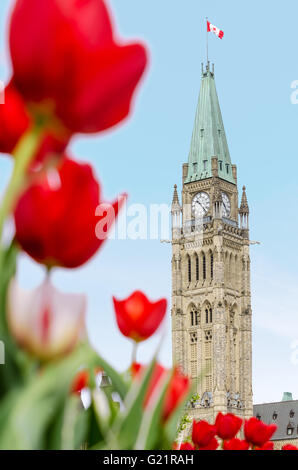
210,252,214,280
205,307,213,324
190,332,197,343
190,310,199,327
204,330,212,391
189,332,198,379
187,255,191,283
195,254,199,281
202,253,206,280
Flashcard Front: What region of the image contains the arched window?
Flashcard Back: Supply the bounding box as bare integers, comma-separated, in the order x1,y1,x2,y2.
190,309,199,327
205,306,213,324
195,254,199,281
188,256,191,283
210,252,214,280
202,253,206,280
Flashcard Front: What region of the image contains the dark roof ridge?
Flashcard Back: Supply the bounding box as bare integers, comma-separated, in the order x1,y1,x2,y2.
254,400,298,406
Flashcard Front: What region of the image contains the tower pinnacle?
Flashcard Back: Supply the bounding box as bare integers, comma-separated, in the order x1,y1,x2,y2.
172,184,180,206
240,186,249,214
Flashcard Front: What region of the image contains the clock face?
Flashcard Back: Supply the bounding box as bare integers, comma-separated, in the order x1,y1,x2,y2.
192,192,210,217
222,192,231,217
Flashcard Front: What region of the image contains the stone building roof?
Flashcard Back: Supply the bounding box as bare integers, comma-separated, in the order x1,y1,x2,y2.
254,394,298,441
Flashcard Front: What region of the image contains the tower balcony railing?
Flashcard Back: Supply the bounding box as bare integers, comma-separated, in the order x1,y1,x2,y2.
222,217,238,228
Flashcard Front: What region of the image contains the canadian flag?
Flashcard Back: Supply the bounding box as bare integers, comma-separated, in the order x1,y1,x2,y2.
207,21,224,39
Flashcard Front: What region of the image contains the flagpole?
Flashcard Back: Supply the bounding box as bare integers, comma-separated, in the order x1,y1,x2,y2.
206,17,209,64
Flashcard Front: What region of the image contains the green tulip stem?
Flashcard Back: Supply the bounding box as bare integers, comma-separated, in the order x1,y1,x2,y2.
131,341,138,365
0,126,43,241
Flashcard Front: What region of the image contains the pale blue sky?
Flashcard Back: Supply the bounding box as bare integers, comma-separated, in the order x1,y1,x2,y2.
1,0,298,404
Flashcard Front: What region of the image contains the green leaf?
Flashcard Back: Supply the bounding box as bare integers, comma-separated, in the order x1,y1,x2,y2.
108,356,157,449
163,382,195,446
85,403,105,449
95,353,128,401
0,343,98,450
60,395,88,450
0,242,22,394
0,241,18,338
134,370,172,450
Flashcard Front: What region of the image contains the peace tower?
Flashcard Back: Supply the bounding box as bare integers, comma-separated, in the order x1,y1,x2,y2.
171,63,253,422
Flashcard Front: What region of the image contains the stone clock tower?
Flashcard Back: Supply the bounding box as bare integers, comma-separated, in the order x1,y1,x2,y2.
171,63,253,422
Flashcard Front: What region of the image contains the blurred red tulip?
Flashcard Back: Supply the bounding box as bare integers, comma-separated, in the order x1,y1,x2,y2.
179,442,195,450
199,437,219,451
132,362,190,422
223,438,250,450
192,420,217,449
7,278,86,360
71,370,89,394
244,417,277,448
113,291,167,342
163,366,190,422
282,444,298,450
71,367,103,394
10,0,147,135
0,83,30,154
256,441,274,450
0,83,70,163
14,157,125,268
215,412,243,440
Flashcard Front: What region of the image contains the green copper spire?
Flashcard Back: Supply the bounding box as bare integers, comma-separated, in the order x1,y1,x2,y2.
185,63,235,184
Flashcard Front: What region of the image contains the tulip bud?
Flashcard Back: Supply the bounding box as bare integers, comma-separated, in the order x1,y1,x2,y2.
113,291,167,343
7,278,86,361
244,417,277,448
215,412,243,440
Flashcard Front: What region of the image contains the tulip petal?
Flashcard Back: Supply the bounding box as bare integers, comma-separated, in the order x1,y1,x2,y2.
7,278,86,360
10,0,147,134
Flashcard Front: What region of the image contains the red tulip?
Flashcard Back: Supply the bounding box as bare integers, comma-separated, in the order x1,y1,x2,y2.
223,438,250,451
199,437,219,451
192,420,217,449
14,157,125,268
179,442,195,450
132,362,190,422
282,444,298,450
0,83,30,154
244,417,277,448
9,0,147,135
215,412,243,440
71,370,89,394
163,366,190,422
256,441,274,450
7,278,86,360
71,367,103,394
113,291,167,342
0,82,70,163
